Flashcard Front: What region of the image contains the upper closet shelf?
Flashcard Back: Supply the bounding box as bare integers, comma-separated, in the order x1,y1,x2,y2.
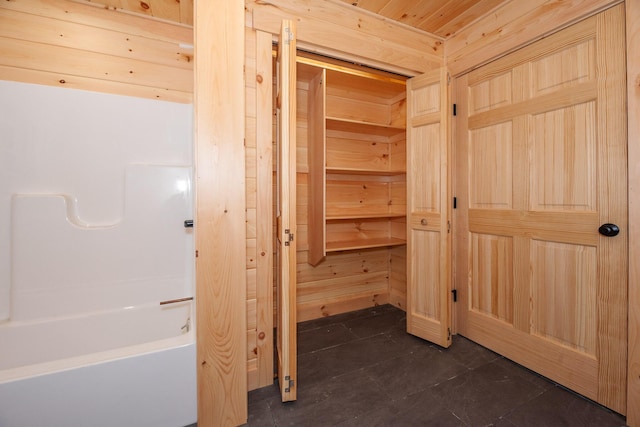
326,117,405,138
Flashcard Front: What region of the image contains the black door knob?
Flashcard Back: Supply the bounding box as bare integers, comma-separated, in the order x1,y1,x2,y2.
598,223,619,237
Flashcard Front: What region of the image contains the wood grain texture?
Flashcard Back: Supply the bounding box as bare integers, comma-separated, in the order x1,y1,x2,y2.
276,19,297,403
595,4,628,414
337,0,505,38
247,0,443,76
445,0,620,76
627,0,640,423
195,0,247,425
406,67,451,348
0,0,193,102
455,6,627,413
80,0,194,25
254,29,274,390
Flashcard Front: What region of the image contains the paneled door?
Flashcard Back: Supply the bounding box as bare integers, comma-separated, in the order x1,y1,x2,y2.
276,19,297,402
454,5,627,413
406,67,451,348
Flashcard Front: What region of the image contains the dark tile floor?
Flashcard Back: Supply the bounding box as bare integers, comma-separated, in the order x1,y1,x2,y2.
245,304,627,427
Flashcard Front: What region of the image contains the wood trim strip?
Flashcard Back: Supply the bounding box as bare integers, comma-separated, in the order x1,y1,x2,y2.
468,81,597,130
254,29,274,389
194,0,247,424
468,209,599,246
627,0,640,420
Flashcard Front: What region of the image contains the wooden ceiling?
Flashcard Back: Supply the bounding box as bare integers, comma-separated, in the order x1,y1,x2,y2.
337,0,508,38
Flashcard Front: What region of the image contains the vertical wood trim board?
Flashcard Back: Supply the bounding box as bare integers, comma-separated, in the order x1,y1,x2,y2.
445,0,621,76
254,29,275,390
194,0,247,425
627,0,640,423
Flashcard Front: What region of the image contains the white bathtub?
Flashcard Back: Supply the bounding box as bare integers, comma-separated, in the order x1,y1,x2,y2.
0,302,197,427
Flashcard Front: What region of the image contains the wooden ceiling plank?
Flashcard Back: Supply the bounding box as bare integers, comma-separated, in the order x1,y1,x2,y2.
417,0,478,35
434,0,506,38
379,0,437,28
347,0,393,14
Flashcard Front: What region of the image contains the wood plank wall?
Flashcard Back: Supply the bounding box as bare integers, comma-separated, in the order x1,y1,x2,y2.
0,0,193,102
246,0,444,76
82,0,194,26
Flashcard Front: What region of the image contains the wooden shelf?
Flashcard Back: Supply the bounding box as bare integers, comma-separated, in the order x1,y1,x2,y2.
326,237,406,252
326,117,405,137
326,213,406,221
326,167,406,176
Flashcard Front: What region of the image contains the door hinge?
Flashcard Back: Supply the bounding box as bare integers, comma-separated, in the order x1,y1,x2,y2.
447,327,452,341
285,27,294,44
447,220,451,233
447,72,451,86
452,289,457,302
284,229,294,246
453,103,457,116
284,375,295,392
453,197,457,209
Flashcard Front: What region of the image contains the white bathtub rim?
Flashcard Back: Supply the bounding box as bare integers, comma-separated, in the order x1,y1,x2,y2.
0,331,194,384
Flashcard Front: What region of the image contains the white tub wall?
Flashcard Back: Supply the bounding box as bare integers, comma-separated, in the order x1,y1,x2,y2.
0,80,194,321
0,341,197,427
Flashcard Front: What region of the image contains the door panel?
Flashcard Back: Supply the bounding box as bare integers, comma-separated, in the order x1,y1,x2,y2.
454,5,627,413
407,68,451,348
276,19,297,402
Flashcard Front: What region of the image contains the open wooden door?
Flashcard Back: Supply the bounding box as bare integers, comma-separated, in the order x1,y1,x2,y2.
275,19,297,402
406,67,451,348
453,6,627,413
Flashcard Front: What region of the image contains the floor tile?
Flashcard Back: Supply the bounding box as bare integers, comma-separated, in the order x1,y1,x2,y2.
431,358,548,425
314,334,404,378
298,323,358,354
504,385,627,427
268,369,389,426
237,304,626,427
364,347,469,399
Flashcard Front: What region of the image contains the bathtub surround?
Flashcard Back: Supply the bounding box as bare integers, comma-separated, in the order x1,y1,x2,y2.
0,81,196,426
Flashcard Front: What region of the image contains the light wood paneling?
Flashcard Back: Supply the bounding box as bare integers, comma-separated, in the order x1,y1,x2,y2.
195,0,246,425
531,103,596,211
455,6,627,413
406,67,451,348
627,0,640,423
469,122,512,208
82,0,194,25
276,19,298,403
252,29,275,390
531,241,596,354
445,0,620,76
470,233,514,324
338,0,506,38
0,0,193,102
246,0,443,76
